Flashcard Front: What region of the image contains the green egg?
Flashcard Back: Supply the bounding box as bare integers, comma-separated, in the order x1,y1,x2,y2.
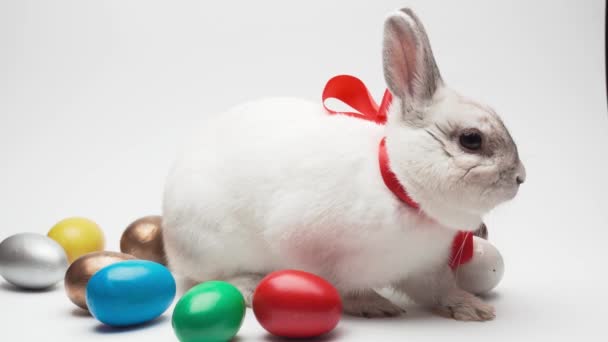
172,281,246,342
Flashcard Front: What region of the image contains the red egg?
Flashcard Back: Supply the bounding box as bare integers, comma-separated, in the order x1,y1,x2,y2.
252,270,342,338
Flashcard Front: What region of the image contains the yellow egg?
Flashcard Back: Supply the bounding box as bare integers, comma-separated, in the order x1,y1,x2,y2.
47,217,105,263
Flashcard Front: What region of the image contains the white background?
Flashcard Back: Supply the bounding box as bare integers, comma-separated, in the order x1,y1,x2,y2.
0,0,606,341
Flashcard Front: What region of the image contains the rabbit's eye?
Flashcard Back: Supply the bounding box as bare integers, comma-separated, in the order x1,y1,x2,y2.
459,130,483,151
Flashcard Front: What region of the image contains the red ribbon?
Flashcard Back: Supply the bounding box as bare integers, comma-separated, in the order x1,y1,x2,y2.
378,138,420,210
322,75,473,268
322,75,392,124
449,231,474,269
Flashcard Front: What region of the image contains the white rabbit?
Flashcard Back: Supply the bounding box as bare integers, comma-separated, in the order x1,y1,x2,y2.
162,8,525,321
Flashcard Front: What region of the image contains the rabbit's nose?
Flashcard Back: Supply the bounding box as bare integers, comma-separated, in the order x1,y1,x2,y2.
514,162,526,185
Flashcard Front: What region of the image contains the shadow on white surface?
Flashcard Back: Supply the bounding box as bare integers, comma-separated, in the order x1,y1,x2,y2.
69,307,92,318
260,328,345,342
93,315,169,334
0,281,59,293
478,291,501,301
343,307,433,324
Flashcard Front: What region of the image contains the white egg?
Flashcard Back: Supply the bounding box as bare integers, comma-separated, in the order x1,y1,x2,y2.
454,236,504,294
0,233,69,289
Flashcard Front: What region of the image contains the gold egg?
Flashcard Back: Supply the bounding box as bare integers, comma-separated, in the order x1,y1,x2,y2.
120,215,166,265
64,251,135,310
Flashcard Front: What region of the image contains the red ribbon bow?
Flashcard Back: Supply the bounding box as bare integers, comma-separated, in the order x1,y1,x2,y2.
322,75,473,269
322,75,392,124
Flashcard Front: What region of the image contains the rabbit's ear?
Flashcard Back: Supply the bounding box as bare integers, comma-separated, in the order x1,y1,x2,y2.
382,8,442,103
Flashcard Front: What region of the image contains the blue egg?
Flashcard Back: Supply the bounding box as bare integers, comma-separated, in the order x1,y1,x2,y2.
86,260,176,327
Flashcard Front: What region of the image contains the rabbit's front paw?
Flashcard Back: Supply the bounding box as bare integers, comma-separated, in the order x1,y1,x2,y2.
435,289,495,321
342,289,406,318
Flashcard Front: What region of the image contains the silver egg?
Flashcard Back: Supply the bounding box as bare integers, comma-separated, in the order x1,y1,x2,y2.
0,233,69,290
455,236,504,294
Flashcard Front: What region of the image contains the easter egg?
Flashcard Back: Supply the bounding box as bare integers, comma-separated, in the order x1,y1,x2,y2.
0,233,68,289
172,281,246,342
48,217,105,263
64,251,135,310
120,215,166,265
455,236,504,294
86,260,176,326
253,270,342,338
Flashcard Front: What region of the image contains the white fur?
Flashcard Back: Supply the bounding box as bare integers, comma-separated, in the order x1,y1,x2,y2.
163,97,456,290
